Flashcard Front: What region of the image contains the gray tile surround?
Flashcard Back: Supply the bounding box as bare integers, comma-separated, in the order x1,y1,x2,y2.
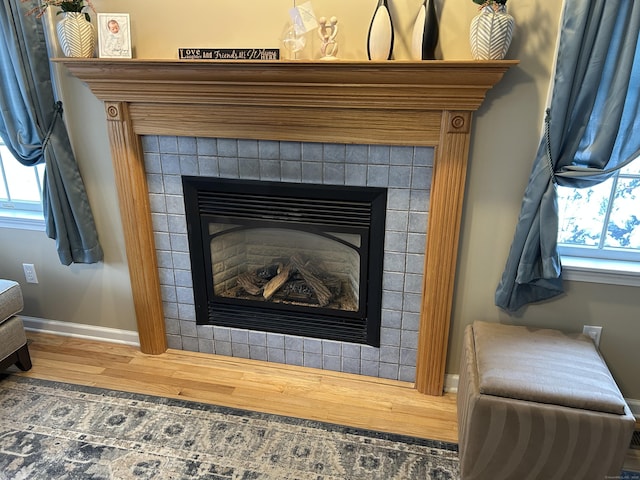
143,136,433,382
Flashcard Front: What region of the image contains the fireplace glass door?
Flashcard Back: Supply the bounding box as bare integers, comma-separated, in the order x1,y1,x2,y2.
183,177,386,346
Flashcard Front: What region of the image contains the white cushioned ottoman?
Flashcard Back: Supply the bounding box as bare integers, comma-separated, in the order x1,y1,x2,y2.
457,321,635,480
0,279,31,371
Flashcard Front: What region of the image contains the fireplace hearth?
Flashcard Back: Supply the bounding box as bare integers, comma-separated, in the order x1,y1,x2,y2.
183,177,386,346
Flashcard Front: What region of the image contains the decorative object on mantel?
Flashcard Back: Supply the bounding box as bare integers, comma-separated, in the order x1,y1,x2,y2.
367,0,394,60
282,23,307,59
317,16,339,60
22,0,97,58
178,48,280,60
283,0,318,60
469,0,514,60
97,13,131,58
56,12,97,57
411,0,439,60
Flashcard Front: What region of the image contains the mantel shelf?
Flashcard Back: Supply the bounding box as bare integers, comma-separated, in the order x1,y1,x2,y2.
54,58,518,114
57,56,517,395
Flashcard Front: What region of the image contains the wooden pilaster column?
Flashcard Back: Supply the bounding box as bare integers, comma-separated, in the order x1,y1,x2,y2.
104,101,167,354
416,110,473,395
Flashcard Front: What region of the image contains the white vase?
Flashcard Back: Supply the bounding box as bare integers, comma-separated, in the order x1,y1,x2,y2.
57,12,97,58
469,4,514,60
367,0,394,60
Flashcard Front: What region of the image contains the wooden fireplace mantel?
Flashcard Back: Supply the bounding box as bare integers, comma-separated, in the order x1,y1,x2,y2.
56,58,517,395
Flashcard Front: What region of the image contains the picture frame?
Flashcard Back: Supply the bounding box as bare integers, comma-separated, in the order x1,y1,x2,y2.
97,13,132,59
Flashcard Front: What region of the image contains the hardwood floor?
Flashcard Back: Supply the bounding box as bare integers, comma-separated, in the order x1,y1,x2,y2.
10,331,639,473
13,332,459,443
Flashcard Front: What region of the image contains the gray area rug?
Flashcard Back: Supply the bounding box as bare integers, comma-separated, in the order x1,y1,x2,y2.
0,375,459,479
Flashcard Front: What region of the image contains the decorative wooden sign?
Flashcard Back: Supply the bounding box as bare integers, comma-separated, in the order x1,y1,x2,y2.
178,48,280,60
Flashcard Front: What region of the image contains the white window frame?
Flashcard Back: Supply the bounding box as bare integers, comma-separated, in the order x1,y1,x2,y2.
558,159,640,287
0,139,46,231
560,254,640,286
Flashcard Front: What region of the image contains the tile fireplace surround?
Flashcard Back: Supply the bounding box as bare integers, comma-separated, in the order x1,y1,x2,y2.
144,135,434,382
58,59,516,395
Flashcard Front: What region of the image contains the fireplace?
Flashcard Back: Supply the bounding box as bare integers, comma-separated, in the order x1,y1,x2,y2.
183,177,386,345
146,135,431,380
59,58,516,394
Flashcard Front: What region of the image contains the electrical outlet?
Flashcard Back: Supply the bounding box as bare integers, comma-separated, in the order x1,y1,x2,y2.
22,263,38,284
583,325,603,348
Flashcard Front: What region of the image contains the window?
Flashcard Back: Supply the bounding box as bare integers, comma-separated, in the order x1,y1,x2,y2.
557,157,640,285
0,139,45,230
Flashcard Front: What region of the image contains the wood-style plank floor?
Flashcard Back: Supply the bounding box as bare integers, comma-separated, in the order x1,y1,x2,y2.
13,332,459,443
10,332,640,473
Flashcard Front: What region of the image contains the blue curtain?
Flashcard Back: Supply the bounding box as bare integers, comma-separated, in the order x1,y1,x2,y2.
495,0,640,313
0,0,103,265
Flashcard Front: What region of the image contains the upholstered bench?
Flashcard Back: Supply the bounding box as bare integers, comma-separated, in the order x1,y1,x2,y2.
0,279,32,372
457,321,635,480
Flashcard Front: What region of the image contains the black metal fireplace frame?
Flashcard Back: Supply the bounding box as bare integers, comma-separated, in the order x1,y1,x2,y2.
183,176,387,346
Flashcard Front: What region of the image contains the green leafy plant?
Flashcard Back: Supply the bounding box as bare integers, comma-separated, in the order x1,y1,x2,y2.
473,0,508,11
22,0,96,21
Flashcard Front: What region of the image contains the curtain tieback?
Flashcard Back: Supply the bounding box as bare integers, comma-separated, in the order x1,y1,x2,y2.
544,108,557,185
41,101,64,152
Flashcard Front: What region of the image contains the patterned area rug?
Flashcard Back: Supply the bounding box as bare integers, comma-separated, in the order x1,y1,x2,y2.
0,375,459,479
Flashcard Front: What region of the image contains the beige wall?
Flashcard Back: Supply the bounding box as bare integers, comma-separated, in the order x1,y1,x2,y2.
1,1,638,399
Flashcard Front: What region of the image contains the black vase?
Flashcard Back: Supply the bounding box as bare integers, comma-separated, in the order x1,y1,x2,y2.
411,0,439,60
367,0,395,60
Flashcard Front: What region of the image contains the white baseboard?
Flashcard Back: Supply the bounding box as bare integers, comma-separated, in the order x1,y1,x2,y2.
444,374,640,419
627,399,640,419
22,316,140,347
444,374,459,394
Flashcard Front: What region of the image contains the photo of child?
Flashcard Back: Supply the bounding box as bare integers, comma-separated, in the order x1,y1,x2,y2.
97,14,131,58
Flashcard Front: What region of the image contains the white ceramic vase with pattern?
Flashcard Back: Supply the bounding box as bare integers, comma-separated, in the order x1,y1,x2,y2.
367,0,394,60
56,12,97,58
469,4,514,60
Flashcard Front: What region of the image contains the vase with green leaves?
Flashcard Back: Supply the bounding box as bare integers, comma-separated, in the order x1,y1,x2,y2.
22,0,97,58
469,0,514,60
